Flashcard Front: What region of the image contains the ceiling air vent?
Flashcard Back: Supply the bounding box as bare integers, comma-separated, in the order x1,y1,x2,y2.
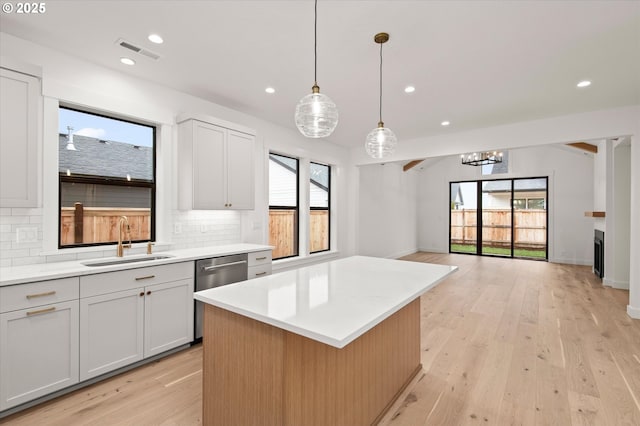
115,38,161,61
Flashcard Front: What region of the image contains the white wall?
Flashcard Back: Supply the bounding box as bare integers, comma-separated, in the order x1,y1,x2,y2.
417,145,594,265
0,33,353,267
357,163,418,259
611,141,631,289
629,137,640,319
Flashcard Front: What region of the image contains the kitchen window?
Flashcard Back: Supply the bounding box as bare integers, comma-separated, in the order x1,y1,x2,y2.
268,153,299,259
310,162,330,253
58,106,156,248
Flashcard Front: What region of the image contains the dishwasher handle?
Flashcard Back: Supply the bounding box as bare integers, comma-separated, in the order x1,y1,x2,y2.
201,260,247,272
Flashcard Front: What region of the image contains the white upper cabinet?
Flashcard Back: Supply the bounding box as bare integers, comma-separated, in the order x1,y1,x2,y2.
0,64,41,207
178,115,255,210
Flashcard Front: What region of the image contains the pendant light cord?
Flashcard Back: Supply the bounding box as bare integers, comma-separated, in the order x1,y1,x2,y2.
314,0,318,86
379,41,383,124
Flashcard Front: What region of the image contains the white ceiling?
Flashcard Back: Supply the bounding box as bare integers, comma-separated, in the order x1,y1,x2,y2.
2,1,639,149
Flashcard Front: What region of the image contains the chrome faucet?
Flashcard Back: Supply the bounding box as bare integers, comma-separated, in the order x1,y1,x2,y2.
117,216,132,257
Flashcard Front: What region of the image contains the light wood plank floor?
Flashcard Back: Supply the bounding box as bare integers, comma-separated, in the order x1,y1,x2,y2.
2,253,639,425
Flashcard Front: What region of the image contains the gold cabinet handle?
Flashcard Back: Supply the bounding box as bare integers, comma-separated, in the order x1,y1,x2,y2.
26,291,56,299
135,275,155,281
27,306,56,316
255,257,267,261
255,272,267,276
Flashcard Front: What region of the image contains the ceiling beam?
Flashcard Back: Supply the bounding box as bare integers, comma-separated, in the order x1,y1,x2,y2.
403,159,424,172
567,142,598,154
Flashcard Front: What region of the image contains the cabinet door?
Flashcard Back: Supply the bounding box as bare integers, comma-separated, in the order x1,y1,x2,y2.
80,288,144,381
0,300,79,410
226,130,255,209
193,121,226,209
0,68,40,207
144,279,194,358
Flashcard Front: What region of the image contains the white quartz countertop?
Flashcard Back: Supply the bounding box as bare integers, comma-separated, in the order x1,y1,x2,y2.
194,255,457,348
0,244,272,286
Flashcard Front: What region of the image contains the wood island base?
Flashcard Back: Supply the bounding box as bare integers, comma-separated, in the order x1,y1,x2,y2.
202,299,421,426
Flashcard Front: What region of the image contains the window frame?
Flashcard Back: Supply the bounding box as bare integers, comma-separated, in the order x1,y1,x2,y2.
57,106,157,249
268,152,300,260
309,161,331,254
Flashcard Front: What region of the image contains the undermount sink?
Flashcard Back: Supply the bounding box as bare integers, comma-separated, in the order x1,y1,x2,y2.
82,255,174,267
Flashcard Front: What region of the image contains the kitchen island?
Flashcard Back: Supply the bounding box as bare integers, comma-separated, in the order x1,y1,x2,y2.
194,255,457,425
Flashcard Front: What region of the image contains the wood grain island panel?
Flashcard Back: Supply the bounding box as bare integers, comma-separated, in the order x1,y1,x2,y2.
203,299,420,426
196,256,457,425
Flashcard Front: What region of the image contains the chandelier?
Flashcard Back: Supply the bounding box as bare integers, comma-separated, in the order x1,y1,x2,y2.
460,151,503,166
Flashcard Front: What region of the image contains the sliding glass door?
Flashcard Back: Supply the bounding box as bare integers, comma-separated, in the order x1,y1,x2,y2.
513,178,547,259
450,182,478,254
450,177,547,260
481,179,513,256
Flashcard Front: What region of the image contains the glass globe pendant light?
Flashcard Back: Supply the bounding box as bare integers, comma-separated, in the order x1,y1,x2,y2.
365,32,397,159
294,0,338,138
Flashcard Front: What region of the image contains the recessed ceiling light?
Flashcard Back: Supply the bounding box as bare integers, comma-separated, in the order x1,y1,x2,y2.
120,57,135,66
148,34,164,44
404,85,416,93
441,121,450,126
577,80,591,88
265,87,276,94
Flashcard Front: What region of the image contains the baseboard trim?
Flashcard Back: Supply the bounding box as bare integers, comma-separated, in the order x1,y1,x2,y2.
387,248,419,259
603,278,630,289
549,257,592,266
417,247,448,254
627,305,640,319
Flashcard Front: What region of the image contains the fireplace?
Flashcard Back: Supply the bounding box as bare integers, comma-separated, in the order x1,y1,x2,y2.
594,230,604,278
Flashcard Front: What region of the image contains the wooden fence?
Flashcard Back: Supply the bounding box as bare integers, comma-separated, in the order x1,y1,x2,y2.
269,209,328,259
61,204,150,245
451,209,546,249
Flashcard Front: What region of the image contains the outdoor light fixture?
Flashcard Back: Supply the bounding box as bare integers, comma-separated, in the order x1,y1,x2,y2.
365,32,397,159
294,0,338,138
461,151,503,166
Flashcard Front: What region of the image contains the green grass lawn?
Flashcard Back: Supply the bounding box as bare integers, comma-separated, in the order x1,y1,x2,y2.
450,244,546,259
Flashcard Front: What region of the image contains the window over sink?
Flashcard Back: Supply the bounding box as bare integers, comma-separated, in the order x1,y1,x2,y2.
58,106,156,248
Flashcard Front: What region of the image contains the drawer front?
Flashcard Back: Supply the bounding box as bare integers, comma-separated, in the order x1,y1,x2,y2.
247,264,272,279
0,277,80,313
248,250,272,267
81,261,194,298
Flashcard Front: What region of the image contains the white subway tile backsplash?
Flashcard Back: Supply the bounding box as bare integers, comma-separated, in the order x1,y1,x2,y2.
1,208,245,267
0,216,30,225
3,249,31,259
11,208,43,216
45,253,78,263
11,256,44,266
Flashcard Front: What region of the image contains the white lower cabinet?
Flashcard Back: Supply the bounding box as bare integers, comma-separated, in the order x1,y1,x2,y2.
0,299,79,410
247,250,272,279
79,262,194,381
144,279,193,358
0,260,196,412
79,288,144,381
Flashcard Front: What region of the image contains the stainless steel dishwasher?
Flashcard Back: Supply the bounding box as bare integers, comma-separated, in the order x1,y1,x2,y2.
194,253,248,340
